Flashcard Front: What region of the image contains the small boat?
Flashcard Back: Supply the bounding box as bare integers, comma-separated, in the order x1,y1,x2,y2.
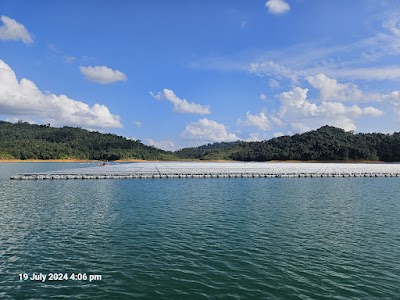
98,161,109,166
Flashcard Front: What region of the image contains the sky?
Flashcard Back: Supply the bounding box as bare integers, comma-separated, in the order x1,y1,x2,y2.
1,0,400,150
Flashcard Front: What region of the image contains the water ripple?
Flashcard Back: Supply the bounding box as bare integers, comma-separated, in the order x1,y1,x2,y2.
1,164,400,299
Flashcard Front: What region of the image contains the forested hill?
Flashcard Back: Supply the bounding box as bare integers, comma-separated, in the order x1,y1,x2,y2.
0,121,177,160
2,121,400,162
176,126,400,162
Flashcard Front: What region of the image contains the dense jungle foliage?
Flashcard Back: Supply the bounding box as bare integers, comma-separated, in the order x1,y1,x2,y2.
176,126,400,162
1,121,400,161
0,121,177,160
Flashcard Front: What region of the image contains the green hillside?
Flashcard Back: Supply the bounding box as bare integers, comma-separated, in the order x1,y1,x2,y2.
2,121,400,162
176,126,400,162
0,121,177,160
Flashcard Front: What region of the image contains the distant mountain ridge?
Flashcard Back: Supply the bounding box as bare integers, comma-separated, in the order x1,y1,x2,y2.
1,121,400,162
176,126,400,162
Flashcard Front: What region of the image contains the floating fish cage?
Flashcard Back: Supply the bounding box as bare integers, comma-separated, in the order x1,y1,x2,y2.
9,162,400,180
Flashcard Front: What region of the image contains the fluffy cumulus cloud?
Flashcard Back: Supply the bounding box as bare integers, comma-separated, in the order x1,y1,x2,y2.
238,112,271,131
277,87,383,132
265,0,290,15
308,73,400,105
241,73,395,134
278,87,321,117
307,74,363,102
182,118,238,143
0,60,122,129
0,16,33,44
150,89,211,115
80,66,127,84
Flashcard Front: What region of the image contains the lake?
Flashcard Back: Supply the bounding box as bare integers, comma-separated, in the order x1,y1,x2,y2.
1,163,400,299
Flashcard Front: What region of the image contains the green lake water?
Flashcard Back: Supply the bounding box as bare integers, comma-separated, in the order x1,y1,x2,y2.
1,163,400,299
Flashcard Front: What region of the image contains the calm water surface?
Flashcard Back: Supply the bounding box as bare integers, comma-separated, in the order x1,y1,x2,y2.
1,163,400,299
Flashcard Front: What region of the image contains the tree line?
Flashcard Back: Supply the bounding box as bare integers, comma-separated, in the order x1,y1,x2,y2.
1,121,400,162
176,126,400,162
0,121,177,160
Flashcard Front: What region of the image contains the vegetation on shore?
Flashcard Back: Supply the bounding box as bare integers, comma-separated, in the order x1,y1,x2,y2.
175,125,400,162
1,121,400,162
0,121,177,161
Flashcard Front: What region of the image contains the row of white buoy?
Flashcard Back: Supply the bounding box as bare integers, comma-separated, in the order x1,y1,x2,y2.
10,172,400,180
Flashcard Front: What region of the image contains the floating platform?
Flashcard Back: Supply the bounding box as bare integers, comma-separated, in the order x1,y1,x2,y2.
9,162,400,180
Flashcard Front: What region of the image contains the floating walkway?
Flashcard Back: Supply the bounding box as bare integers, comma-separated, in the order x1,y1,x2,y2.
9,162,400,180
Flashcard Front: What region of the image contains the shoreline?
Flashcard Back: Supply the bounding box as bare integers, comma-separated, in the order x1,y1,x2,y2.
0,159,98,163
0,158,387,164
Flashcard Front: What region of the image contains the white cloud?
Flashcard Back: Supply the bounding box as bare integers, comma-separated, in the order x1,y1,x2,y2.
0,16,33,44
0,60,122,129
290,122,311,133
150,89,211,115
307,73,363,102
250,61,297,82
190,12,400,84
144,138,177,151
308,73,400,103
260,93,267,101
246,13,400,81
278,87,322,118
80,66,127,84
328,66,400,81
270,115,285,127
322,102,383,118
238,112,271,131
134,121,142,128
276,86,383,132
269,79,280,88
362,106,384,117
273,132,285,138
149,91,162,100
385,91,400,118
382,12,400,37
265,0,290,15
182,118,238,143
246,30,400,82
244,133,263,142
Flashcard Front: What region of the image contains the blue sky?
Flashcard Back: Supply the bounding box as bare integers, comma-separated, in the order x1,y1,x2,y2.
1,0,400,150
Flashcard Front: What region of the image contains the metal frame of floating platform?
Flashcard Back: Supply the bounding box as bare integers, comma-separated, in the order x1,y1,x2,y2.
9,162,400,180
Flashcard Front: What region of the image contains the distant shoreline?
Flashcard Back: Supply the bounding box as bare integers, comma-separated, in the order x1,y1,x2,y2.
0,158,386,164
0,159,165,163
0,159,99,163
